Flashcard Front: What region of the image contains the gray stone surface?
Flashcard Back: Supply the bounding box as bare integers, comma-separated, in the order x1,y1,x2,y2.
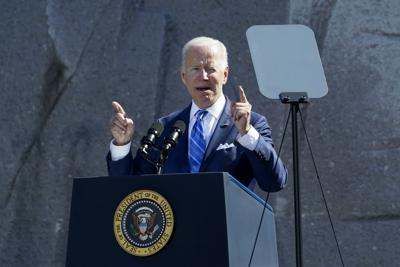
0,0,165,266
265,1,400,266
1,0,399,266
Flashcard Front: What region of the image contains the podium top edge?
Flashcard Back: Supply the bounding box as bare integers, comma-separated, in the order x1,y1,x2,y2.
73,172,231,180
227,175,273,212
72,173,273,212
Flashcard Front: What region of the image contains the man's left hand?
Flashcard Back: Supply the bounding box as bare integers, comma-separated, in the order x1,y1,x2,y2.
231,85,252,135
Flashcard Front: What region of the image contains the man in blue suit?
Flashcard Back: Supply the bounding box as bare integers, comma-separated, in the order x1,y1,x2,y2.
107,36,287,192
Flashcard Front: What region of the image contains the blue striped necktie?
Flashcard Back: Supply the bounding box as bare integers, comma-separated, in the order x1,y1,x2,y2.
189,110,208,173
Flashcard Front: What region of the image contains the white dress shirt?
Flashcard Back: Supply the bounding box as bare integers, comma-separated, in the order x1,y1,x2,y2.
188,94,225,149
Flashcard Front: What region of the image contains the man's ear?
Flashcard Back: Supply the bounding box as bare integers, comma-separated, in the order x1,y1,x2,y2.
223,66,229,84
181,71,187,85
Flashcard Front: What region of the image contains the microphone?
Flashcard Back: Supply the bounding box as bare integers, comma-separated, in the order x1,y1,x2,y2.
140,121,164,154
160,120,186,161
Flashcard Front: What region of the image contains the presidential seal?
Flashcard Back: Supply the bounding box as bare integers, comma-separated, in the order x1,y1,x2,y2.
113,190,174,257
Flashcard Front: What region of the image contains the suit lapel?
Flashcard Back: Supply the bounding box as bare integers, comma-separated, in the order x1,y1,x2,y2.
202,98,236,168
172,97,236,172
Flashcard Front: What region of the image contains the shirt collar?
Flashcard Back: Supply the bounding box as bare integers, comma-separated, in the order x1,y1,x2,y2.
190,95,226,121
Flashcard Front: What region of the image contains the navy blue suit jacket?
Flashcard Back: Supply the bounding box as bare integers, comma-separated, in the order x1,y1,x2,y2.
107,97,287,192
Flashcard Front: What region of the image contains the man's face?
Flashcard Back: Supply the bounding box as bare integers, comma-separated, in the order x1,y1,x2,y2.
181,45,228,109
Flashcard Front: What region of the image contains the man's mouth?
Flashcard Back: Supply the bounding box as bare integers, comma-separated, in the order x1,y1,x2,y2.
196,87,212,91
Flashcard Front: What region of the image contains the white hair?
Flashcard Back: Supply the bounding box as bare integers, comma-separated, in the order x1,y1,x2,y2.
181,36,228,69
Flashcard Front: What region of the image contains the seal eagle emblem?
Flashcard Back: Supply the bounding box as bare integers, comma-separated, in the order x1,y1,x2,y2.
132,207,159,241
113,190,174,257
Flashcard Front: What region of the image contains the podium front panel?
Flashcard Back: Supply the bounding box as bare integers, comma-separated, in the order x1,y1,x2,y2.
66,173,230,267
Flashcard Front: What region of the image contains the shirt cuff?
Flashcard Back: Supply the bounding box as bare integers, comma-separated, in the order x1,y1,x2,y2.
236,126,260,151
110,139,131,161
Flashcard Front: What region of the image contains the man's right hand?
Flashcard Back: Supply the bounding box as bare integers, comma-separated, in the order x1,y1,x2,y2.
110,101,135,146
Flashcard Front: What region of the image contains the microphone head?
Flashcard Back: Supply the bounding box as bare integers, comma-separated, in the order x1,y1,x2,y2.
172,120,186,134
150,121,164,137
160,120,187,160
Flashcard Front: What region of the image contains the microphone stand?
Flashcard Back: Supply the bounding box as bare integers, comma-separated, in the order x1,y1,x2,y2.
139,147,164,175
157,151,167,175
139,146,170,175
156,163,163,175
279,92,308,267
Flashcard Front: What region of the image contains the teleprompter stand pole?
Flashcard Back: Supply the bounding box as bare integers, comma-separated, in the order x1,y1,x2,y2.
280,92,309,267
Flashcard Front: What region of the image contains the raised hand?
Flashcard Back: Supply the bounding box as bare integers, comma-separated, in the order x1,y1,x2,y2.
231,85,252,135
110,101,135,145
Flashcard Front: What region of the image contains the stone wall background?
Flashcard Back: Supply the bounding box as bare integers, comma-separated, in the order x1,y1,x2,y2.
1,0,399,266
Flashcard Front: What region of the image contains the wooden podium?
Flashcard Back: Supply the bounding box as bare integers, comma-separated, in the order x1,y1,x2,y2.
66,172,279,266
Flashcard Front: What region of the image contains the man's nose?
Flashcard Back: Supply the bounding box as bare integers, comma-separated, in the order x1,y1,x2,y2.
201,69,209,80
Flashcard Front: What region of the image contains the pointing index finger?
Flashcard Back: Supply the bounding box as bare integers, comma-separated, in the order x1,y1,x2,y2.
112,101,126,115
238,85,248,103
